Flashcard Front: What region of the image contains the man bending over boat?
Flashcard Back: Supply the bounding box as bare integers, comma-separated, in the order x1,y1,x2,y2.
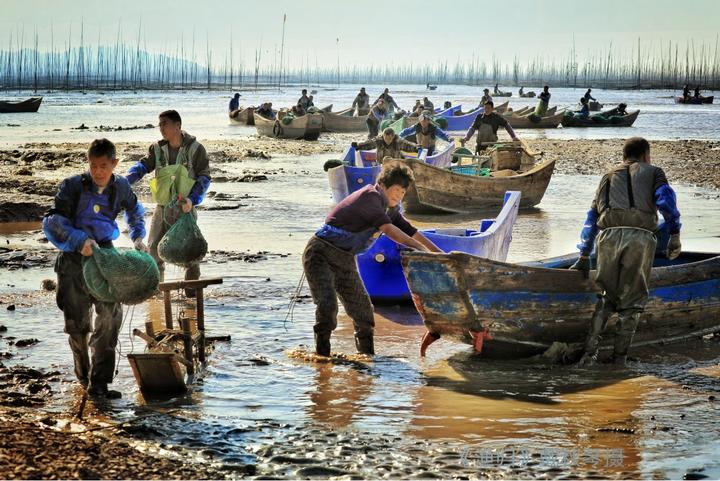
461,101,519,153
126,110,211,290
535,86,551,116
571,137,681,366
375,88,400,111
303,163,441,357
398,111,452,156
352,127,420,164
366,99,388,138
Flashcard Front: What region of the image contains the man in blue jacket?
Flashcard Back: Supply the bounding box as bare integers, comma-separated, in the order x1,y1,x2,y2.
399,111,452,156
125,110,211,287
43,138,147,398
571,137,681,366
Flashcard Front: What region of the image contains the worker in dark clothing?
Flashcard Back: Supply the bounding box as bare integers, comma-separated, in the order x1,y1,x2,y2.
256,102,275,119
682,84,690,100
303,162,441,357
422,97,434,111
571,137,682,366
352,127,419,163
366,99,388,138
398,111,452,156
480,88,493,106
229,93,241,112
536,86,551,116
374,88,400,111
44,138,147,399
461,101,519,153
583,88,596,102
575,97,590,117
297,89,311,112
694,85,702,98
604,103,628,116
352,87,371,114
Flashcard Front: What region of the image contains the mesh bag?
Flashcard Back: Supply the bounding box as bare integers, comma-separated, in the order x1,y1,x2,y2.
83,246,160,304
281,113,296,125
432,117,448,129
158,211,208,267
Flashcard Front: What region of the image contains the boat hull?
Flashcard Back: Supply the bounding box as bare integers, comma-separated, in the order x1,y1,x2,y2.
560,110,640,127
505,111,564,129
401,251,720,359
229,107,255,125
0,96,42,113
675,96,714,104
321,111,366,132
358,192,521,302
399,156,555,214
253,112,323,140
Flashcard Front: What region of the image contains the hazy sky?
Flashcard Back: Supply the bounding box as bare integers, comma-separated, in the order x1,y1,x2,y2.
3,0,720,68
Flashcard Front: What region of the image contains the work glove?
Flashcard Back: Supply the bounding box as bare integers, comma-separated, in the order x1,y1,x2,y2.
133,238,148,253
570,256,591,279
667,233,681,260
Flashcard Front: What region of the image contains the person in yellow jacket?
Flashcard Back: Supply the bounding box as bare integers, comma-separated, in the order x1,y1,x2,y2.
125,110,211,286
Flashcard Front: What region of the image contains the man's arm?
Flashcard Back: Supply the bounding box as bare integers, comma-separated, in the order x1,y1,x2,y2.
43,178,89,253
398,137,419,152
501,118,518,140
188,144,212,206
434,127,451,142
655,184,681,234
355,139,376,151
398,126,416,139
379,223,429,251
412,231,442,252
577,205,600,257
126,145,156,185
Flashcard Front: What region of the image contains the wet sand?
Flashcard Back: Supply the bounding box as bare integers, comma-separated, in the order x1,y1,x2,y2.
2,134,720,479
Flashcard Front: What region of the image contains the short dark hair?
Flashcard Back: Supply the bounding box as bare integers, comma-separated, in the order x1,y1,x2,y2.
159,109,182,124
377,162,414,189
623,137,650,160
302,89,307,94
87,138,116,160
485,100,494,107
543,85,549,90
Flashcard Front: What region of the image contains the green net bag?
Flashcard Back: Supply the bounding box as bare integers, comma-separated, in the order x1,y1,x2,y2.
158,212,208,267
591,114,608,123
527,113,542,123
83,246,160,304
281,113,296,125
432,117,448,129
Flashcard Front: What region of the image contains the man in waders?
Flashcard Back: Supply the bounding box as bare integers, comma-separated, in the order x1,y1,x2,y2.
571,137,682,366
126,110,211,289
398,111,452,156
44,138,147,399
352,127,420,164
366,99,388,139
303,162,442,357
461,101,519,153
536,86,551,116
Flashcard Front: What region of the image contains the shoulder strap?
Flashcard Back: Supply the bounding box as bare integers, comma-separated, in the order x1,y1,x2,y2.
154,142,164,168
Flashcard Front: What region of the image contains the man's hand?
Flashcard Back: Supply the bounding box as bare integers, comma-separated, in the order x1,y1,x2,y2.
181,197,193,214
133,238,148,253
667,233,682,260
570,256,591,279
80,239,97,257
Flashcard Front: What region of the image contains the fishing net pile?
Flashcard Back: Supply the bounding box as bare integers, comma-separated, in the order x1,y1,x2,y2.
83,246,160,304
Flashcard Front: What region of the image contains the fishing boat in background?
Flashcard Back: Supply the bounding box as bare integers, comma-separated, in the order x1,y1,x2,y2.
320,109,366,132
402,249,720,359
0,97,43,113
229,106,256,125
399,144,554,213
504,110,564,129
561,109,640,128
253,112,323,140
675,95,714,104
357,191,521,302
327,142,456,204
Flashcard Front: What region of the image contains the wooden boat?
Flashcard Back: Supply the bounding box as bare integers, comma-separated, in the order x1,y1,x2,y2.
320,110,366,132
327,142,455,204
0,96,42,113
253,112,323,140
399,146,554,214
493,91,512,97
229,107,255,125
317,104,333,112
357,191,520,302
401,250,720,359
505,110,564,129
519,91,536,98
561,109,640,128
674,95,714,104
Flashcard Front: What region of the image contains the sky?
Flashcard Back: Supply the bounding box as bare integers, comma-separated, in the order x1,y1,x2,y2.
3,0,720,69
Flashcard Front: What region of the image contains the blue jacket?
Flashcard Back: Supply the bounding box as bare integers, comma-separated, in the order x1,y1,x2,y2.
43,173,146,253
399,123,451,143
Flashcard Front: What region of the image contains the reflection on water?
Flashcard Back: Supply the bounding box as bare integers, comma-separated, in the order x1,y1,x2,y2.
1,151,719,478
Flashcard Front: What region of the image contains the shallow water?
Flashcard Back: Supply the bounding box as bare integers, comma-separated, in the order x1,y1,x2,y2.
1,85,719,146
1,149,720,478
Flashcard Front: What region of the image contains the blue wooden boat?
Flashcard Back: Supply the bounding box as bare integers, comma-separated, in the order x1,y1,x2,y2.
402,247,720,359
436,104,462,117
358,191,521,302
327,142,456,204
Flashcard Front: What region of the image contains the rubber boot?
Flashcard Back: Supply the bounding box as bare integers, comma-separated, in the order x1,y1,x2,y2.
315,333,331,357
612,312,641,366
576,298,613,367
354,334,375,356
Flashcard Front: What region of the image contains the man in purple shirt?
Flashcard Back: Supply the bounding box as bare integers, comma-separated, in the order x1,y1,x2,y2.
303,163,441,357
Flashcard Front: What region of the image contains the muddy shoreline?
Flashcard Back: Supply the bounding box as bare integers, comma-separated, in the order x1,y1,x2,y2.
1,137,719,222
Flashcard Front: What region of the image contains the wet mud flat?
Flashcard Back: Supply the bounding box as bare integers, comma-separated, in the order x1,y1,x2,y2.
1,137,719,222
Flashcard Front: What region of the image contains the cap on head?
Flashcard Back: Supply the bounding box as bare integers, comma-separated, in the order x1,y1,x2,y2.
420,111,432,120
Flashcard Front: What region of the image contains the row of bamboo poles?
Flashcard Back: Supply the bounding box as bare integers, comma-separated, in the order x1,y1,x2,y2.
2,24,719,92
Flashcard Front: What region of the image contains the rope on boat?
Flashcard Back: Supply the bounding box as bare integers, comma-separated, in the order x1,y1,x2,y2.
284,271,306,331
